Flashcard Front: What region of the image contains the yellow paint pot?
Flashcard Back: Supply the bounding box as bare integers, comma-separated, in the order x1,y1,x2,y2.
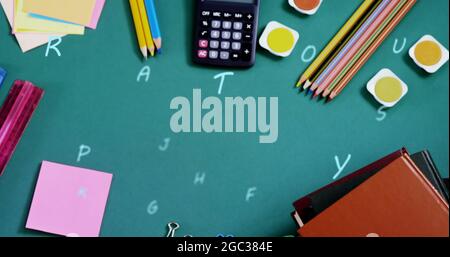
409,35,449,73
367,69,408,107
259,21,299,57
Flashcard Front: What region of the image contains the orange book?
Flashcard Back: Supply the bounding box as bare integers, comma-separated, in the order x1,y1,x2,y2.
299,152,449,237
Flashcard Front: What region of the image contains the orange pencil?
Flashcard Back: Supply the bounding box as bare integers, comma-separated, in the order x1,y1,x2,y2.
322,0,407,98
295,0,377,88
328,0,416,101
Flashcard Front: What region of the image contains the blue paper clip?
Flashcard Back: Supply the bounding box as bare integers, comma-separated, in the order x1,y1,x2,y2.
217,233,234,237
0,67,6,88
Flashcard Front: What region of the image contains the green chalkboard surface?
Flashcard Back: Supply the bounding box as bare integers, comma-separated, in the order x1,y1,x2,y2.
0,0,448,237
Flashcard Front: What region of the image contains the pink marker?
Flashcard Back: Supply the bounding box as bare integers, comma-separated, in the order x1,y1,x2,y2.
0,80,44,176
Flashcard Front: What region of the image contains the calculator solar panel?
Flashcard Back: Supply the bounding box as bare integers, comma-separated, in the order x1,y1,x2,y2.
193,0,260,68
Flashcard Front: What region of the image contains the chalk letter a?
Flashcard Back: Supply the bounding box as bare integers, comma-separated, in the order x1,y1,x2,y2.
137,66,151,82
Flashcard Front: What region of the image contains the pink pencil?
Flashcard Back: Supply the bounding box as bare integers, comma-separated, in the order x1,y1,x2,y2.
309,0,391,94
314,0,400,97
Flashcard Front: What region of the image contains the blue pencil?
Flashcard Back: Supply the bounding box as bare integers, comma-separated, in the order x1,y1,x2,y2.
144,0,162,53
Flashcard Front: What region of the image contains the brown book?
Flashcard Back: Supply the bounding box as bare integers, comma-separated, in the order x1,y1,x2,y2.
299,152,449,237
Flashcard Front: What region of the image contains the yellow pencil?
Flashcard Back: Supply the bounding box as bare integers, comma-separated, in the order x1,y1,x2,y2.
296,0,375,87
137,0,155,56
130,0,148,58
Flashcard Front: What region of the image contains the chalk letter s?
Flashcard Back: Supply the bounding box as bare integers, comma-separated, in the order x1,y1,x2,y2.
376,106,388,122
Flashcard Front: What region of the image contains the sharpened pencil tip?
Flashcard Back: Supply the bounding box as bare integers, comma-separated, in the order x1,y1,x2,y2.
141,48,148,59
303,80,312,90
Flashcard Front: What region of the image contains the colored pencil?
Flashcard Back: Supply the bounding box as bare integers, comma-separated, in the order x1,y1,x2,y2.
328,0,416,100
145,0,162,53
323,0,408,98
309,0,389,93
296,0,376,88
137,0,155,56
304,0,381,91
310,0,393,95
130,0,148,58
313,0,400,97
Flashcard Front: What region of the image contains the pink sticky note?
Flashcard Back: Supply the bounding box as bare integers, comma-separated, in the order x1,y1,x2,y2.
88,0,105,29
26,161,113,237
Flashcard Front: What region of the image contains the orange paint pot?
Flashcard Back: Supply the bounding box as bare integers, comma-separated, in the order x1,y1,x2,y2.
409,35,449,74
289,0,322,15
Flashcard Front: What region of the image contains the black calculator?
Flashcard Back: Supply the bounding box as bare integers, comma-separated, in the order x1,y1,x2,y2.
193,0,260,68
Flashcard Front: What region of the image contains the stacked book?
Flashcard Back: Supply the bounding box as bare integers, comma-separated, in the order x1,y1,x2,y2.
292,149,449,237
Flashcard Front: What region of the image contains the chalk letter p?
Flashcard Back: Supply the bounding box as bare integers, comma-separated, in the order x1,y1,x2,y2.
77,144,91,162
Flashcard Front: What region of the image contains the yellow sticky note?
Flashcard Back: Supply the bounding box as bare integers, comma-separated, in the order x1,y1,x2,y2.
14,0,84,35
1,0,65,52
22,0,96,26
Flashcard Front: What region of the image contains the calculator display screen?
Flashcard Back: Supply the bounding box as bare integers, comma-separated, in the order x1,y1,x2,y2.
205,0,255,4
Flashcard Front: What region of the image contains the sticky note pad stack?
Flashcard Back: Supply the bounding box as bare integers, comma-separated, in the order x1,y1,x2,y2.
13,0,85,35
0,0,106,52
292,149,449,237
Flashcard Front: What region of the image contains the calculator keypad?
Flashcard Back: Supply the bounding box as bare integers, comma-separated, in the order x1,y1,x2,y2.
195,8,257,67
221,41,230,50
233,22,243,30
232,42,241,51
212,20,221,28
221,31,231,40
233,32,242,40
210,40,219,49
209,50,219,59
223,21,232,30
220,51,230,60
